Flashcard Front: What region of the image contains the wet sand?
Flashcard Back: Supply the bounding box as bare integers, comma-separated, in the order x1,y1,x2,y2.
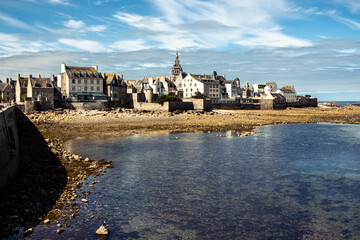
31,105,360,142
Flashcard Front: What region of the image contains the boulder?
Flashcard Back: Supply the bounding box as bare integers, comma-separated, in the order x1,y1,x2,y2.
96,225,109,236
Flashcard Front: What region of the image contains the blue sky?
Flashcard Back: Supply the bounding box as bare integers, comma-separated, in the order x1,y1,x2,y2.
0,0,360,101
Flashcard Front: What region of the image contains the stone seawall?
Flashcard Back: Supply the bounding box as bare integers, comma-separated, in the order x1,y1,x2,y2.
0,106,20,188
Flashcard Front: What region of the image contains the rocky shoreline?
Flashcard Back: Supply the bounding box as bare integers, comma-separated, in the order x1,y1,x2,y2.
1,105,360,238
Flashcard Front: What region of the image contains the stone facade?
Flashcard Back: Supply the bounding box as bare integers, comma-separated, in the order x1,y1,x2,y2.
0,80,15,103
58,63,106,102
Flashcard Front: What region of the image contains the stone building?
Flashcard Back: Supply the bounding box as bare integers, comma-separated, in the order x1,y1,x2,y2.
102,73,127,107
27,75,55,109
57,62,107,102
15,74,29,102
0,79,15,103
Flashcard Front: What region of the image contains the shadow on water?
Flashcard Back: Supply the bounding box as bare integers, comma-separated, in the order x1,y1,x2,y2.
0,108,67,239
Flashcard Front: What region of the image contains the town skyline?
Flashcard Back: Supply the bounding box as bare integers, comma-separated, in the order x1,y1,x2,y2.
1,0,360,101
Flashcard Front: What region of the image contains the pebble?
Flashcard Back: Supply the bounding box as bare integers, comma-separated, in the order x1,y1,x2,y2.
57,229,65,235
81,198,88,203
24,228,33,236
43,219,50,224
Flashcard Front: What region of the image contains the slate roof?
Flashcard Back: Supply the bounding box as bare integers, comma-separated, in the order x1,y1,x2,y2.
30,78,54,88
66,66,100,78
0,82,8,92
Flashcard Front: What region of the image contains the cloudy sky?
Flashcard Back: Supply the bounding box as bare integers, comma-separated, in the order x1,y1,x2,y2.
0,0,360,101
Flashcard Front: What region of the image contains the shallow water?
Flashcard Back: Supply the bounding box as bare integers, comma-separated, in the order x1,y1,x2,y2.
30,123,360,239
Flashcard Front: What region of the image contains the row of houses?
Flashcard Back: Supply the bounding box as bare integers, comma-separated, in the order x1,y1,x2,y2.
0,51,313,111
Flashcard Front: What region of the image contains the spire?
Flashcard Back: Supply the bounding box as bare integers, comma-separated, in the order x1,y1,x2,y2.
170,50,182,82
175,50,179,64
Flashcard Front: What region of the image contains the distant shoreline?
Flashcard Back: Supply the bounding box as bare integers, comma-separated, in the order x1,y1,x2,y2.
29,105,360,143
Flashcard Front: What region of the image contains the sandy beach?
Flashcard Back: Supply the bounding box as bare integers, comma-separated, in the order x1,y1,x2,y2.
31,105,360,141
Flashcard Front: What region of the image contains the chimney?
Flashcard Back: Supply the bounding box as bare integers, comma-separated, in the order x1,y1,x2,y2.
17,74,20,80
61,62,66,73
29,74,32,80
92,65,98,72
38,74,41,78
6,78,9,84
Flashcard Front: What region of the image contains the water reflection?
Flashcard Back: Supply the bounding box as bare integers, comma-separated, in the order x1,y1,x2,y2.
34,124,360,239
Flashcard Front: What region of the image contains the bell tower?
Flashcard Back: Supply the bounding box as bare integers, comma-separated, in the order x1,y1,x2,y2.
170,50,183,82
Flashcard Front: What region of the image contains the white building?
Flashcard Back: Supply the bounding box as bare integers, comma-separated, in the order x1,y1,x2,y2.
181,74,221,102
224,78,241,99
276,85,297,102
58,62,106,101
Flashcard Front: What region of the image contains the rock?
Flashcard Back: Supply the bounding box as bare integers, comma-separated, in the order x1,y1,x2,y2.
57,229,65,235
96,225,109,235
57,223,62,228
24,228,33,236
43,219,50,224
81,198,88,203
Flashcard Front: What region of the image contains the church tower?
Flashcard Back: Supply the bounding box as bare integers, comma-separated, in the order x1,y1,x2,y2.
170,50,183,82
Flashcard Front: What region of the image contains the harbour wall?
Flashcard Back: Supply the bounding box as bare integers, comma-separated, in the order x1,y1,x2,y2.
0,106,20,188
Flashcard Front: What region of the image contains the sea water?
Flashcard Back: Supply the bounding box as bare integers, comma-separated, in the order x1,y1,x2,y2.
30,123,360,239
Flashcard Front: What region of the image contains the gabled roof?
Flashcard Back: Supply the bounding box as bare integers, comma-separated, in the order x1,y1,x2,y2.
18,78,29,88
102,73,117,85
0,82,8,92
30,78,54,88
66,66,100,78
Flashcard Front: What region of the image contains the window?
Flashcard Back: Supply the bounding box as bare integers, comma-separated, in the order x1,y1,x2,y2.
84,86,88,91
78,86,81,91
91,80,94,84
84,79,87,84
72,79,75,84
78,79,81,84
72,86,75,91
91,86,94,91
97,86,100,91
194,83,197,87
97,80,100,85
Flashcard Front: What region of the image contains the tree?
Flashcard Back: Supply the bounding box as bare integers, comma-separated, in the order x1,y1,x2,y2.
192,91,205,99
155,93,182,105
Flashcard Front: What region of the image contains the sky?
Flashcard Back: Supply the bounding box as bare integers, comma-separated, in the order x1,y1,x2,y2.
0,0,360,101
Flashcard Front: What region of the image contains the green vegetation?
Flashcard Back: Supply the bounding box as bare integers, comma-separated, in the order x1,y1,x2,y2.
155,92,182,105
192,91,205,99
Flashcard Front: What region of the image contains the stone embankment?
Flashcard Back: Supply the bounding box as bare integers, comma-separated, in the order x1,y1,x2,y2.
0,109,113,239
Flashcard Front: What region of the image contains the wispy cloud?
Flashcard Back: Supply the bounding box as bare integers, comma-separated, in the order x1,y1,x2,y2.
63,19,107,32
58,38,106,52
0,33,57,57
0,12,38,32
111,39,152,51
333,0,360,13
47,0,73,6
113,0,311,49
